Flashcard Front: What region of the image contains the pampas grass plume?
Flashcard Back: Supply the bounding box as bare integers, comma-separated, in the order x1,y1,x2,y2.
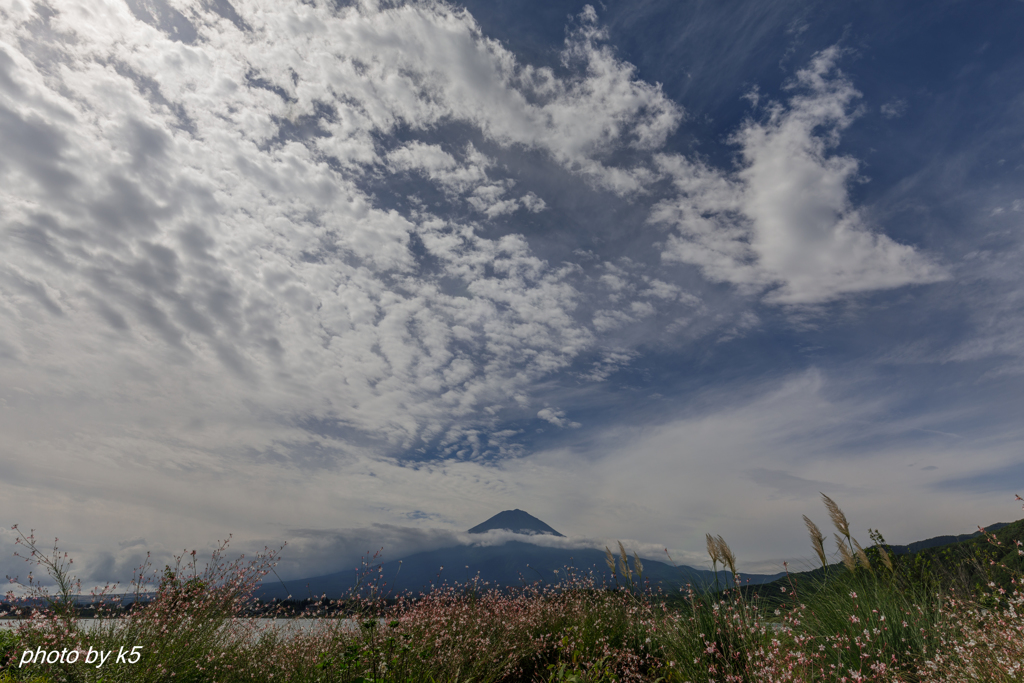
804,515,828,569
821,492,850,538
706,533,721,565
835,533,856,572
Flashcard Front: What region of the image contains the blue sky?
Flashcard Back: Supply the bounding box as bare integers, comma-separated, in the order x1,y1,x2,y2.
1,0,1023,583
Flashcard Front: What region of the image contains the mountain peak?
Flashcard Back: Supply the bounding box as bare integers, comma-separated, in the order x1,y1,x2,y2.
467,509,564,537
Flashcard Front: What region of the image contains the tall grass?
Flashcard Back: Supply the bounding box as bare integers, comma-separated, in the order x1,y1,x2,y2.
1,495,1022,682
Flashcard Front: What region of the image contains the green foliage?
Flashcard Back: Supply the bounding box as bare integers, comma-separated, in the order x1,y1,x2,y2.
546,651,620,683
800,567,944,674
312,620,422,683
657,583,782,682
0,671,55,683
0,630,20,670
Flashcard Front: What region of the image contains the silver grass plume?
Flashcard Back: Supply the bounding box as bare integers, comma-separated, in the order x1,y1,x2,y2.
877,544,893,572
618,541,632,581
835,533,856,572
804,515,828,569
853,538,874,574
706,533,721,566
633,551,644,579
716,535,737,577
821,493,850,538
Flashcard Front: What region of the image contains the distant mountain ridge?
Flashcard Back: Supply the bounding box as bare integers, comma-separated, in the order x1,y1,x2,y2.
257,540,785,601
255,511,1020,602
256,510,783,601
467,509,564,536
886,522,1009,555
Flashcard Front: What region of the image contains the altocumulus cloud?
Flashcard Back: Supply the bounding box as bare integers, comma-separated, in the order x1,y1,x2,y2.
0,0,948,579
0,0,687,458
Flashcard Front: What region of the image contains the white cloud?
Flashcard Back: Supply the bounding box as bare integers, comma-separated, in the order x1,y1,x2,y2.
387,142,489,194
579,350,635,382
880,98,907,119
537,407,581,429
520,192,546,213
386,141,541,218
654,47,947,304
1,0,648,468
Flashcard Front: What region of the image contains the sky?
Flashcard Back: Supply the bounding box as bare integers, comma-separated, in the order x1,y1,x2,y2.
2,0,1024,586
